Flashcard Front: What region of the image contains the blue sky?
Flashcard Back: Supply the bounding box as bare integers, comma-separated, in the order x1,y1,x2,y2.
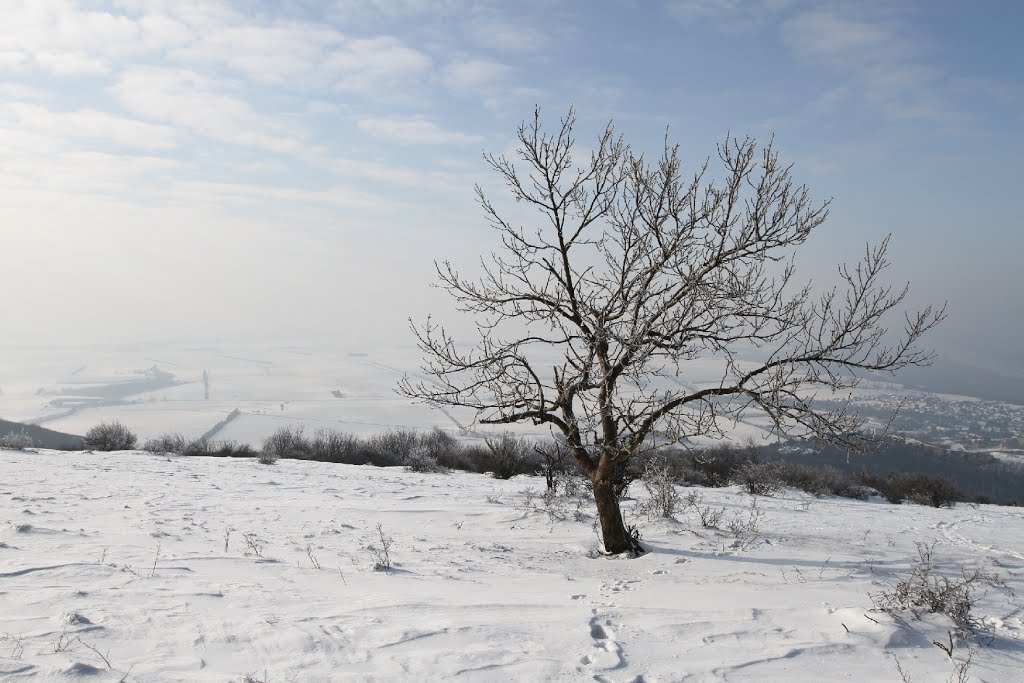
1,0,1021,372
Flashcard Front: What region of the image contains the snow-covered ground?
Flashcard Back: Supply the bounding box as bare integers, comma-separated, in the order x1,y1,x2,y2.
2,449,1022,681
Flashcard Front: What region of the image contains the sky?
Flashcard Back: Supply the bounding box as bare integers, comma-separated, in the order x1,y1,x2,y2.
1,0,1021,376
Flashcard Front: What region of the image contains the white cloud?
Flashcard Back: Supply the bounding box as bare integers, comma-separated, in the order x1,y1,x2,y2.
465,13,544,52
326,36,432,94
34,51,111,75
110,67,318,157
781,10,947,123
666,0,793,31
0,0,143,72
0,102,179,150
0,51,28,69
441,57,513,94
173,22,345,86
357,116,483,144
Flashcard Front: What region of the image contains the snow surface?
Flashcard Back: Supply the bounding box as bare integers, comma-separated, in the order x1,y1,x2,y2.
2,449,1023,681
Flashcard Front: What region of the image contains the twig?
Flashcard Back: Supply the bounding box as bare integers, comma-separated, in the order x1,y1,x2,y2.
149,543,161,577
77,637,112,668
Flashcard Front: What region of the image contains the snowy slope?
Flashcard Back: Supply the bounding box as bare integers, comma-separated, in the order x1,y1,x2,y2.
2,449,1022,682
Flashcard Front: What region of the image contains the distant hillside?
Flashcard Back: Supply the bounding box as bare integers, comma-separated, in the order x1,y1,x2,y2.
0,418,84,450
761,437,1024,505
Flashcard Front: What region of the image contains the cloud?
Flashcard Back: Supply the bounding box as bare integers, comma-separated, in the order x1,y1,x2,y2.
0,0,144,73
781,10,947,123
0,102,179,150
666,0,793,31
357,116,484,144
464,12,544,52
326,36,432,94
441,57,513,94
173,21,346,86
110,67,318,157
34,51,111,75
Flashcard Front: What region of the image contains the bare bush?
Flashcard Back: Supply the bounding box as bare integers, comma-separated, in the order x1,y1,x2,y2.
370,429,420,465
517,486,589,523
0,429,34,450
726,498,766,549
257,450,279,465
638,458,681,518
310,428,360,463
776,463,871,499
261,425,311,460
370,523,394,572
885,474,963,508
404,446,446,473
735,460,784,496
141,433,187,454
84,421,137,451
871,542,1009,629
242,533,264,557
688,494,727,529
484,433,535,479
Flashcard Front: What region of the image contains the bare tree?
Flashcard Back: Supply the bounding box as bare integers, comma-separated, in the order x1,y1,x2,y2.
400,108,943,555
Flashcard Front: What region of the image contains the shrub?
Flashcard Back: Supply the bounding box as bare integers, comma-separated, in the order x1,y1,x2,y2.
184,439,215,457
209,441,257,458
369,429,420,464
418,428,458,459
404,446,446,473
257,450,279,466
484,433,535,479
684,490,726,528
142,433,187,454
261,426,312,460
84,421,137,451
310,428,359,463
435,444,481,472
639,458,681,518
680,446,746,487
862,472,964,508
0,429,34,450
734,459,784,496
775,463,869,499
900,474,963,508
871,542,1008,629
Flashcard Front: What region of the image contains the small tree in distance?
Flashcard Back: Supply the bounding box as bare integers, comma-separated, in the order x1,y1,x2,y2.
399,108,944,555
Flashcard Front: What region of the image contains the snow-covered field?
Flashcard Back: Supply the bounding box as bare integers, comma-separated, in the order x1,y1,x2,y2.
2,449,1022,681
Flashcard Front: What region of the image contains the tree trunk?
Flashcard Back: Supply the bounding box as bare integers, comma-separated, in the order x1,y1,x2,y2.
593,476,641,555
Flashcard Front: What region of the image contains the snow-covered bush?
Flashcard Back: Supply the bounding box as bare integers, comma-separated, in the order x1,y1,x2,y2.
256,451,279,465
404,446,446,473
734,460,784,496
872,542,1008,629
369,429,419,465
484,433,535,480
638,458,681,518
84,421,137,451
684,491,726,529
142,433,187,454
310,428,359,463
0,429,34,450
261,426,312,460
